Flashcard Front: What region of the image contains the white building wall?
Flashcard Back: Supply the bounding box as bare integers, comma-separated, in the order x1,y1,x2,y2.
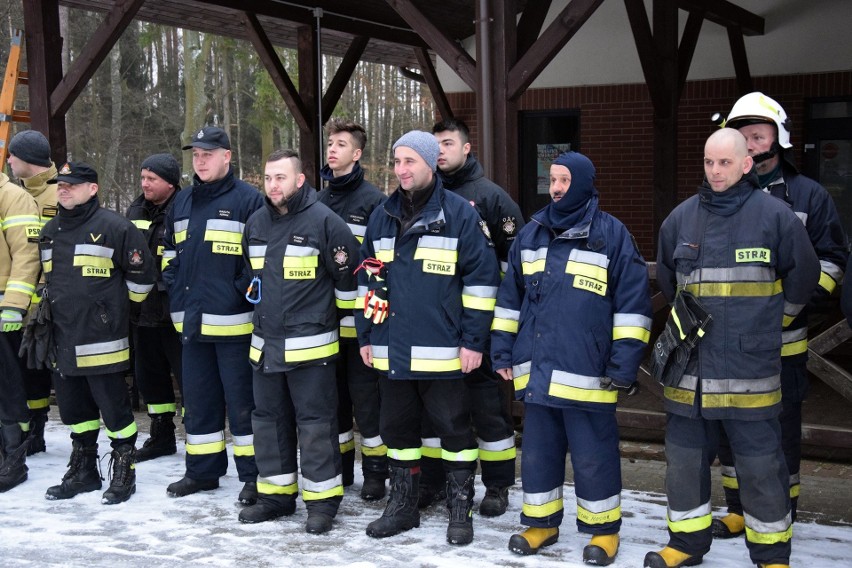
435,0,852,92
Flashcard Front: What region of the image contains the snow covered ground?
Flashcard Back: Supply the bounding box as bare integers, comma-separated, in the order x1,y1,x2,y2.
1,422,850,567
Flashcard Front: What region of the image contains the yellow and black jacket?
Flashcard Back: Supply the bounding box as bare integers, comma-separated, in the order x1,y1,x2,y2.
0,172,40,314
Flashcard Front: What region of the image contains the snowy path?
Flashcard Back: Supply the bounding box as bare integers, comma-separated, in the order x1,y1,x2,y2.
1,423,850,567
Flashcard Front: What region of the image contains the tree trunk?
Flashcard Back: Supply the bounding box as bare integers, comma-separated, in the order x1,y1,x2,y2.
102,46,123,211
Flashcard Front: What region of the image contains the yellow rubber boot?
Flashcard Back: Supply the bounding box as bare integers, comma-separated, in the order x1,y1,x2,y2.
583,533,619,565
643,547,703,567
508,527,559,556
711,512,745,539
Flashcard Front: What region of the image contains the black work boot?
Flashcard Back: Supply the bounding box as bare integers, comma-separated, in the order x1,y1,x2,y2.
238,481,258,505
0,424,31,492
479,485,510,517
46,441,102,500
27,412,48,456
239,494,296,523
167,475,219,497
136,413,177,462
102,444,136,505
366,465,421,538
446,469,475,545
361,473,387,501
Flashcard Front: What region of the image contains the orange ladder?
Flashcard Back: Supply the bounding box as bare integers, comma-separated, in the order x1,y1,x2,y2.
0,29,31,166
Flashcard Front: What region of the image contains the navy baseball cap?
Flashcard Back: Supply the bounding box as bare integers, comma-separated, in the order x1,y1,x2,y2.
55,161,98,184
182,126,231,150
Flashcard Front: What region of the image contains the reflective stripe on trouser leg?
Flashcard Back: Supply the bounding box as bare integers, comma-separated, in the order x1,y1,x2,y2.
724,418,792,565
664,414,715,558
565,408,622,534
419,430,444,487
182,341,228,480
340,341,386,476
252,368,298,496
519,403,567,528
216,341,257,481
82,371,138,448
466,364,516,488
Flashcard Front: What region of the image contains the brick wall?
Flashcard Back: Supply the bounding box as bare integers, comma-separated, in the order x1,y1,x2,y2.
446,71,852,258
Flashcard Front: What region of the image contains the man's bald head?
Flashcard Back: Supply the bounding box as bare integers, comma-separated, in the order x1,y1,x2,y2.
703,128,753,192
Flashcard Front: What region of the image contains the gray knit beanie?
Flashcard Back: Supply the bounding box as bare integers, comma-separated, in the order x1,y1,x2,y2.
141,153,181,188
8,130,52,167
392,130,439,171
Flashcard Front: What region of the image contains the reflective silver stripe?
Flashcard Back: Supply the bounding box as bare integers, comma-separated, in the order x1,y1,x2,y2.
512,360,531,377
373,237,396,252
569,249,609,269
462,285,498,299
127,281,154,293
789,472,800,485
521,247,548,263
362,435,384,449
721,465,737,478
668,501,711,522
174,219,190,232
410,208,446,231
357,285,369,296
372,345,388,358
494,306,520,321
477,437,515,452
340,315,355,328
171,311,185,323
206,218,245,233
250,334,265,350
417,235,459,250
551,370,603,390
683,266,775,284
782,328,808,343
186,431,225,445
702,375,780,394
784,301,805,318
346,223,367,238
40,249,52,261
249,245,267,257
74,243,114,257
285,244,320,256
523,487,562,506
410,346,460,360
75,338,129,356
421,437,441,449
339,431,354,444
500,260,509,274
678,374,699,390
285,331,338,350
744,510,792,534
201,312,253,326
162,250,177,260
577,494,620,513
335,289,357,301
302,475,343,493
260,472,298,486
794,211,808,226
232,434,253,447
613,313,652,330
820,259,843,281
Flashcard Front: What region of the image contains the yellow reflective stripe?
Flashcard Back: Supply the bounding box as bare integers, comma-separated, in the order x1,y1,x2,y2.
514,374,530,391
41,260,52,273
200,313,254,337
76,348,130,368
283,255,319,268
336,298,356,309
375,249,394,263
73,255,114,269
361,444,387,457
2,214,41,229
790,483,800,499
284,332,339,363
685,280,782,297
745,525,793,545
781,339,808,357
549,383,618,403
303,485,344,501
106,421,138,440
340,327,357,339
441,447,479,462
6,280,36,295
373,357,389,371
147,403,177,414
664,386,696,405
702,390,782,409
204,229,243,244
668,512,712,533
128,291,150,303
522,258,546,275
258,480,298,495
387,447,421,461
250,257,264,270
523,494,563,519
492,317,519,333
818,271,837,294
414,247,458,263
131,219,152,231
233,445,255,457
479,446,517,461
339,431,356,453
462,294,496,311
613,326,651,342
566,260,608,283
421,443,442,459
722,476,739,490
27,397,50,410
70,419,101,434
411,357,461,372
186,433,227,455
577,504,621,525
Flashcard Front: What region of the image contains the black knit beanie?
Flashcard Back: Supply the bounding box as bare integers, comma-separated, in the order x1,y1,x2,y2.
141,153,181,188
8,130,52,167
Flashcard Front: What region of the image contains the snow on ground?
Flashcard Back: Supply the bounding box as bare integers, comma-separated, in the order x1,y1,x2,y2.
1,422,850,567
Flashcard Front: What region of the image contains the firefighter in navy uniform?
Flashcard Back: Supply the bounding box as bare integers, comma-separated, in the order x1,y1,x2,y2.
418,118,523,516
239,150,359,534
357,131,499,546
162,126,263,503
645,129,819,568
126,153,183,461
0,158,40,492
6,130,58,455
317,119,389,501
712,92,849,539
40,162,157,504
491,151,652,565
844,254,852,326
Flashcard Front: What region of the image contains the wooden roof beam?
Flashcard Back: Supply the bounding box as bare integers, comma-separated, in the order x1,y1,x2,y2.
385,0,478,90
243,11,311,131
49,0,145,118
507,0,605,101
677,0,764,36
676,10,703,99
516,0,553,58
321,36,370,122
414,47,454,121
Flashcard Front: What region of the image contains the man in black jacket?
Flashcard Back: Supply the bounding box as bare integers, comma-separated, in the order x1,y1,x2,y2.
126,154,183,461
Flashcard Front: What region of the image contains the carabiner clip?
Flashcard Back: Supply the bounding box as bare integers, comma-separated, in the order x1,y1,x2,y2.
245,276,262,304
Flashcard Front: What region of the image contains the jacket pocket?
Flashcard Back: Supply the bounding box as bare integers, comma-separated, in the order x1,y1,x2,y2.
740,330,781,352
672,243,700,277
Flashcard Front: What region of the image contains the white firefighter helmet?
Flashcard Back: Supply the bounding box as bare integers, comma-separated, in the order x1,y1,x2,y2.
725,92,792,149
